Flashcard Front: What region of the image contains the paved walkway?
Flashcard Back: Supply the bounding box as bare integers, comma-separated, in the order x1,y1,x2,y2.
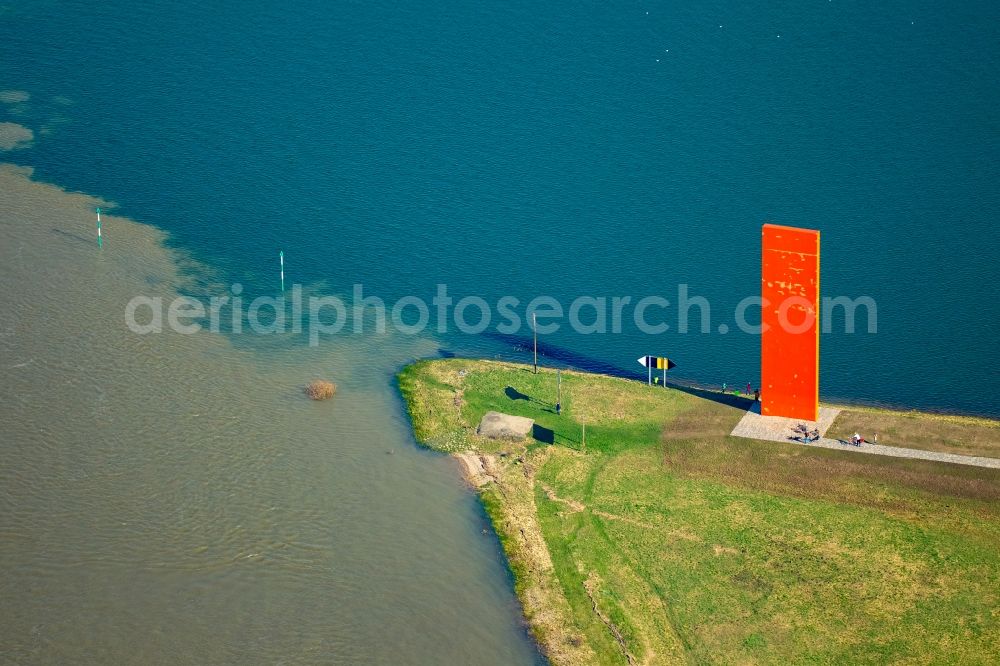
730,405,1000,470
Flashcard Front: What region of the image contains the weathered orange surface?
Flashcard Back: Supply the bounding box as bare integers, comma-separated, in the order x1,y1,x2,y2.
761,224,819,421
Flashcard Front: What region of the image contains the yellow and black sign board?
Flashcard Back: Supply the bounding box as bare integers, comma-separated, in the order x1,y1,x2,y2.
638,356,677,370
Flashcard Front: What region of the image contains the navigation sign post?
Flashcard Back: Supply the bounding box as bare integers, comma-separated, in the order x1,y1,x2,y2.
637,355,676,387
96,207,102,248
556,369,561,415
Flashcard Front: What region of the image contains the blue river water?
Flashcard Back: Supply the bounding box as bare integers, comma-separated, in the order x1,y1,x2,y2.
3,0,998,411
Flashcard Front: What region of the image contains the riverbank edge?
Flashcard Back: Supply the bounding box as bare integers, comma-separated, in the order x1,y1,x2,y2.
398,359,601,665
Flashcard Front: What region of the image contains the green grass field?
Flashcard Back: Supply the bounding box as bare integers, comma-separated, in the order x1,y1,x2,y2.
398,359,1000,665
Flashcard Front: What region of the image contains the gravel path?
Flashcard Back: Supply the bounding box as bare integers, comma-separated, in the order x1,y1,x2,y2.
730,406,1000,470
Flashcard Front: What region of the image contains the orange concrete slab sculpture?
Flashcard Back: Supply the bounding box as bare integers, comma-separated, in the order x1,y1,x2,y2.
761,224,820,421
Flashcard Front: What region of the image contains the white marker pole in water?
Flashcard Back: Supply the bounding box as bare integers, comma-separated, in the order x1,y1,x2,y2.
96,207,103,248
279,250,285,292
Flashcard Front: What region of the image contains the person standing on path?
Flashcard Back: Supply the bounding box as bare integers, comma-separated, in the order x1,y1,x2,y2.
873,433,878,445
746,382,752,395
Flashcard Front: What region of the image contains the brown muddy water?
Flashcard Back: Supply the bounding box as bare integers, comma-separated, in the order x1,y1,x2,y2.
0,165,542,664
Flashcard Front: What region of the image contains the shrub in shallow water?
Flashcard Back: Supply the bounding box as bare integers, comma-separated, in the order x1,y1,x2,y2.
305,380,336,400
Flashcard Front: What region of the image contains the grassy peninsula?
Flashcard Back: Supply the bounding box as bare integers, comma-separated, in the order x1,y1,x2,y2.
398,358,1000,665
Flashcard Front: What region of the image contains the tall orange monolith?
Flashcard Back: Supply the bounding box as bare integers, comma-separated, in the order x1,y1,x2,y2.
761,224,820,421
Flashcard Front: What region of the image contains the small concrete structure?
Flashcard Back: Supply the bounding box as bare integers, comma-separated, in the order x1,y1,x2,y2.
477,411,534,440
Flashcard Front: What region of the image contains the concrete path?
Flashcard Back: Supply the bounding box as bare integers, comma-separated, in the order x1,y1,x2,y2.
730,405,1000,470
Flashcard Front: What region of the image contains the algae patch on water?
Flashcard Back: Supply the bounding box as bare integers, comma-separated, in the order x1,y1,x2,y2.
305,379,337,400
